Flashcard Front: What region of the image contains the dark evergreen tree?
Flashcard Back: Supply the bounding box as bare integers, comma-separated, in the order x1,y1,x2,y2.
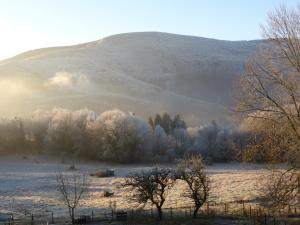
154,114,162,127
148,117,155,129
161,113,172,135
172,114,186,131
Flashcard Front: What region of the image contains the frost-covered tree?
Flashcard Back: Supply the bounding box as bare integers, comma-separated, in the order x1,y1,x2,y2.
91,109,126,161
70,109,97,157
152,125,169,156
213,129,236,162
0,118,28,153
194,121,219,158
24,112,51,152
117,116,152,162
44,109,74,153
44,108,96,155
186,127,200,143
189,121,242,162
172,128,191,157
92,110,152,162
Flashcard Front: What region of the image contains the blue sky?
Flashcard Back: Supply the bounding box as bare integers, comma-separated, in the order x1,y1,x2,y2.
0,0,298,59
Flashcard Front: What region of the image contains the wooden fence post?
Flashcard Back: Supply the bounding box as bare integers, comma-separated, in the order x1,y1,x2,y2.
31,214,34,225
170,207,173,219
91,210,94,222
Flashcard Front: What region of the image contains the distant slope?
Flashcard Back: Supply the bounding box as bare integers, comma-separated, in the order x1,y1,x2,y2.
0,32,266,124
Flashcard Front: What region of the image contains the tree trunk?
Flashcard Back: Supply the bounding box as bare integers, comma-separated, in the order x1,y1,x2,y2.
157,206,163,220
193,205,200,218
71,207,75,224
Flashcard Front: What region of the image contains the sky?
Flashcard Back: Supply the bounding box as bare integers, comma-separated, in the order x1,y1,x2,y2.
0,0,299,60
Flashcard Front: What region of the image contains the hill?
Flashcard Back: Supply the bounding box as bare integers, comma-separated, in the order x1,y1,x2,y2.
0,32,266,124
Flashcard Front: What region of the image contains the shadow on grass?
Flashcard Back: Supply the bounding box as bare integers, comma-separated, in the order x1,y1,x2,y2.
114,215,253,225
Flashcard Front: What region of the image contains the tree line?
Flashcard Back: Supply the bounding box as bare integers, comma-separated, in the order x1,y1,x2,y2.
0,108,292,163
0,108,274,163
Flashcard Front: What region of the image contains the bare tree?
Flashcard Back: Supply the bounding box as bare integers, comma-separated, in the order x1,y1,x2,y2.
236,3,300,208
237,4,300,163
240,118,294,163
175,155,210,218
124,167,174,220
262,168,300,210
56,172,89,224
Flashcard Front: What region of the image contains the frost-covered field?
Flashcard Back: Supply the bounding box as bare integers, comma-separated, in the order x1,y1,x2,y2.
0,155,269,218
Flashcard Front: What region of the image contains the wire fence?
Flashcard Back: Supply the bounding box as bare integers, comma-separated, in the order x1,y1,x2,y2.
0,200,299,225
